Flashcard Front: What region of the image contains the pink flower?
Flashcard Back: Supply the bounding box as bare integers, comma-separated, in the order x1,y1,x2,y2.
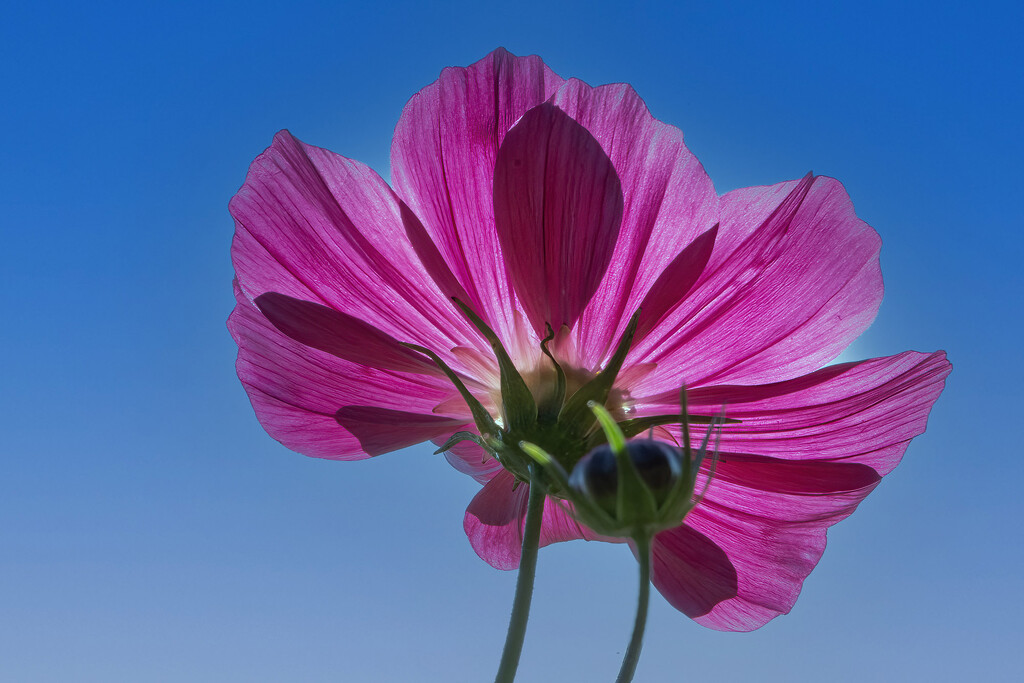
228,48,950,632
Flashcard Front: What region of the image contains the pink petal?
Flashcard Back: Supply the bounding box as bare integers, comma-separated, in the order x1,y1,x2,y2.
229,284,460,460
230,130,476,354
630,175,884,390
648,524,738,620
708,454,881,504
678,350,953,475
661,500,826,632
493,103,624,336
646,455,881,631
464,471,531,570
255,292,440,375
390,48,564,346
547,81,720,366
463,470,621,570
651,457,883,631
685,459,879,631
634,224,718,341
636,350,949,630
335,406,468,458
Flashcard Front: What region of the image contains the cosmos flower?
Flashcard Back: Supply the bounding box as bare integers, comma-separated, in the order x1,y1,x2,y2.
228,48,950,632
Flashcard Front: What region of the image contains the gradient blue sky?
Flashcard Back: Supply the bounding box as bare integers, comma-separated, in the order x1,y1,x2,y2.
2,1,1021,681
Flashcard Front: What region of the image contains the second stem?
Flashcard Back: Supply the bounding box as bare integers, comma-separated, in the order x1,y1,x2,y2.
616,532,652,683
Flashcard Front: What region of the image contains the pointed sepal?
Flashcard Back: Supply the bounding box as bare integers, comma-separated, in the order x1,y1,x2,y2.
401,342,500,437
453,298,537,432
557,310,640,440
433,430,495,456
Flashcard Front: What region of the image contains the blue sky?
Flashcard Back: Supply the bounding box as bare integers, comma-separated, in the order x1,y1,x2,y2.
2,1,1021,680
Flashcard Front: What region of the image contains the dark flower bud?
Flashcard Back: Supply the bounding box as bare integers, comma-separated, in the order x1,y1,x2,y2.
569,444,618,515
569,440,683,517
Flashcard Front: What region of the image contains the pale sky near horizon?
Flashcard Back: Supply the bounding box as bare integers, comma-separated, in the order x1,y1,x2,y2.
2,1,1022,681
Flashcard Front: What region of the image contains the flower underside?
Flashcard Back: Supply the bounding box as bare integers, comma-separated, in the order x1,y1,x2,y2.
416,299,728,499
228,47,952,633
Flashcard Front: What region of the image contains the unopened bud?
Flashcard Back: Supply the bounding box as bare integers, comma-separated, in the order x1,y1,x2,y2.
569,440,683,517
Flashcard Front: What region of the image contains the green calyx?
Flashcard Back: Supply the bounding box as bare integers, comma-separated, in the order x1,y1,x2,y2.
524,399,724,539
411,301,729,505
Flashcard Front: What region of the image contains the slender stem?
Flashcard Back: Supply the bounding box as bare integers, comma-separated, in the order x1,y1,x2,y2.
494,468,546,683
616,533,652,683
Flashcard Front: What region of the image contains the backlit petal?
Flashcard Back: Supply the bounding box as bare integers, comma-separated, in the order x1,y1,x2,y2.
231,130,476,353
634,351,949,629
255,292,440,375
391,48,564,348
493,103,623,336
649,524,739,621
671,350,952,475
631,175,883,389
229,284,460,460
672,500,826,631
463,470,620,570
548,80,719,366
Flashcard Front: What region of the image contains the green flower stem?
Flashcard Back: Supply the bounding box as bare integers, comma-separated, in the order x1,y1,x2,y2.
616,532,652,683
494,467,545,683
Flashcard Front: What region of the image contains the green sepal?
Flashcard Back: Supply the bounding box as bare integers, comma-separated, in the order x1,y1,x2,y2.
537,323,567,424
518,440,570,483
660,394,725,522
569,493,622,536
400,342,500,437
587,401,627,454
588,413,739,450
590,401,660,530
612,439,661,531
433,430,494,457
557,310,640,440
679,385,696,491
453,298,537,433
534,387,731,538
692,414,724,508
520,438,622,533
689,413,718,476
